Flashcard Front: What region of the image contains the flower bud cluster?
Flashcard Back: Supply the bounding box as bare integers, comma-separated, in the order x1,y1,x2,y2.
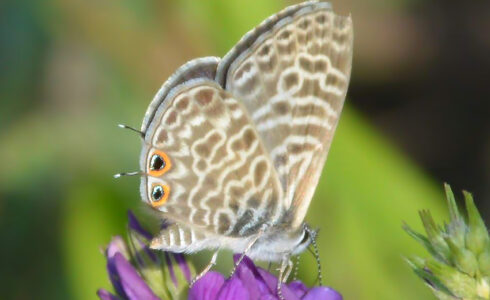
405,184,490,300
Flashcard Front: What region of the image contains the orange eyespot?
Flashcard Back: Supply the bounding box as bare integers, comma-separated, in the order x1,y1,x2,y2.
148,150,171,177
150,184,170,207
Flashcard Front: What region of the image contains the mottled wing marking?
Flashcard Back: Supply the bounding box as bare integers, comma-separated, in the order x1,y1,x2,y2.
219,5,353,227
150,223,214,253
141,57,220,134
142,80,284,238
216,1,330,86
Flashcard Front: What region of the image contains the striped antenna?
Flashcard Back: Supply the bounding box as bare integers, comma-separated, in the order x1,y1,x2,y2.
307,227,323,286
118,124,144,138
114,171,141,178
292,255,300,281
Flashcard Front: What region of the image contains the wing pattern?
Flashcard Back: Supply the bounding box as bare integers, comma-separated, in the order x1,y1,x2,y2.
141,80,284,237
219,4,353,227
140,1,353,253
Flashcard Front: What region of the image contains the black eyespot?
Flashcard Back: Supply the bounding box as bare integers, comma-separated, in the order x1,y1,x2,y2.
151,185,164,201
150,154,165,171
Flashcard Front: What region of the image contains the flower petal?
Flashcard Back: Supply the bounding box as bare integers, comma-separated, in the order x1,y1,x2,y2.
289,281,308,298
107,236,129,259
127,211,157,264
189,271,225,300
96,289,119,300
127,211,153,240
233,255,270,295
174,253,192,282
164,253,178,287
302,287,342,300
113,253,159,300
233,255,260,299
217,276,250,300
128,231,159,267
260,295,277,300
233,254,257,274
257,268,300,300
106,241,126,297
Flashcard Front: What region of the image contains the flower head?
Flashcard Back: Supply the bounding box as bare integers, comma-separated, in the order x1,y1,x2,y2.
97,236,159,300
97,212,193,300
189,255,342,300
404,184,490,300
98,211,342,300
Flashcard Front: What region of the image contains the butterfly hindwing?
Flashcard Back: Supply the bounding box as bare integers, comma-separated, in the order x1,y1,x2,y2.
141,80,284,239
141,57,220,134
217,2,353,228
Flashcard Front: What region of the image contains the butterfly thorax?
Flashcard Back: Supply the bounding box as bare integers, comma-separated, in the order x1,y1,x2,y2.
244,222,314,262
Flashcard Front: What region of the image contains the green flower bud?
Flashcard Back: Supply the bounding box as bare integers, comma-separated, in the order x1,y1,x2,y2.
405,184,490,300
477,278,490,299
464,191,489,255
403,223,443,260
444,184,466,248
431,289,459,300
479,249,490,277
405,256,425,269
446,237,479,277
420,210,451,261
426,258,477,299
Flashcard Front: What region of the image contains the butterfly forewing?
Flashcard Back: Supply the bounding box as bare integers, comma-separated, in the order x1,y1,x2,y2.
217,3,353,228
141,80,284,238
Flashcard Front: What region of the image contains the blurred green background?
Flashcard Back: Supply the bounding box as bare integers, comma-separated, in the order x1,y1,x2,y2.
1,0,488,299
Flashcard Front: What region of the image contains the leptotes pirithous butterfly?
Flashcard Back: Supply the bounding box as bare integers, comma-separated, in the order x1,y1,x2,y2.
129,0,352,287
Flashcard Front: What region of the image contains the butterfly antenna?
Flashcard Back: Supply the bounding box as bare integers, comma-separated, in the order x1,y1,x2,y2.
309,229,323,286
114,171,142,178
118,124,145,138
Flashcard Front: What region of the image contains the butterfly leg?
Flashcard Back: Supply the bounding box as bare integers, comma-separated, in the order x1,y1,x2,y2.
282,258,294,283
190,250,219,287
230,224,268,277
277,255,290,300
267,261,273,272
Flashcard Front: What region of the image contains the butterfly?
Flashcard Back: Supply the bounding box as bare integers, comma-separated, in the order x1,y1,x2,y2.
119,0,352,289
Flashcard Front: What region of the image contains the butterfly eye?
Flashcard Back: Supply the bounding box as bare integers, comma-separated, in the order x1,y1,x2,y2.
150,184,170,207
148,150,171,176
300,229,310,245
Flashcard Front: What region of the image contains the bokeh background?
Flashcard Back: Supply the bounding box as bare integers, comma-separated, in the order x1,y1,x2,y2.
1,0,488,299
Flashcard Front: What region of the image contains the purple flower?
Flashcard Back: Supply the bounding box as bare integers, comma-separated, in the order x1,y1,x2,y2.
97,212,193,300
97,236,159,300
188,255,342,300
98,211,342,300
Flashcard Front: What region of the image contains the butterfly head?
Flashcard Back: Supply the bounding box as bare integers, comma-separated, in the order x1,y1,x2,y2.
292,223,318,255
249,223,317,261
140,148,172,209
